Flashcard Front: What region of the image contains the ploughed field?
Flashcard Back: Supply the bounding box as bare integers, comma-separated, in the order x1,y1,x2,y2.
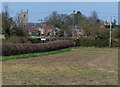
2,47,118,85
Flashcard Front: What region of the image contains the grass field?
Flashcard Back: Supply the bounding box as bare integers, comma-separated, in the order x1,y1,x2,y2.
2,47,118,85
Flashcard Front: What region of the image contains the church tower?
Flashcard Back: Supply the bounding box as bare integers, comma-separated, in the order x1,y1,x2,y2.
21,10,28,28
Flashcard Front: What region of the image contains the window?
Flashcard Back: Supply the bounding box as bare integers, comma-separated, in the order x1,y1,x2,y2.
24,14,26,18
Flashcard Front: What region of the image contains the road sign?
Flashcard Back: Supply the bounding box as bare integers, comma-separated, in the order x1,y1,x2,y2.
40,37,46,41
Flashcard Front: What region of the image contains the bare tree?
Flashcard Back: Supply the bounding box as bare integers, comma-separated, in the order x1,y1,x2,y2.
14,12,22,26
91,11,98,20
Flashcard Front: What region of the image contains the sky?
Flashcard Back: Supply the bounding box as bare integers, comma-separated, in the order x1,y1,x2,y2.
2,2,118,23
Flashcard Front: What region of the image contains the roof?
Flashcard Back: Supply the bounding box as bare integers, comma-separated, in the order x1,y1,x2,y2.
25,22,60,32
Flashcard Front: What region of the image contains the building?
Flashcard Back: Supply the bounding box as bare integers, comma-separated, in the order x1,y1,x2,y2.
72,25,84,39
21,10,28,27
18,10,28,28
18,10,60,37
25,22,60,37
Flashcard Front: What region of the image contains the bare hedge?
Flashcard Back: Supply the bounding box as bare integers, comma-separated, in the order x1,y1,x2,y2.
2,40,74,56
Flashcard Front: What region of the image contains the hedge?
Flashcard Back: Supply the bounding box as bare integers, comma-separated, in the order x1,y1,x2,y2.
2,40,74,56
74,39,109,47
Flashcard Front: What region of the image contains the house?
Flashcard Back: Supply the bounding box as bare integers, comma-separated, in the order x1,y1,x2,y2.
25,22,60,38
72,25,84,39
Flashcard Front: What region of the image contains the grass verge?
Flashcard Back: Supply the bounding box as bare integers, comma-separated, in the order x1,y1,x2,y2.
1,47,72,61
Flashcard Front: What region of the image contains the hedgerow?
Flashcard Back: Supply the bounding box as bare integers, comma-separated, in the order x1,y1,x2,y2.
2,40,74,56
74,39,109,47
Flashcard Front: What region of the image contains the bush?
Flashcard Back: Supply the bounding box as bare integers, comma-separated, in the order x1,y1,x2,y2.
112,40,118,47
11,26,27,37
2,36,31,43
28,38,41,43
74,39,109,47
2,40,74,56
94,39,109,47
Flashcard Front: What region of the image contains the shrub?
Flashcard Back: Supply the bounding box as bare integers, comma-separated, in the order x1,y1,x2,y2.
11,26,27,37
112,40,118,47
74,39,109,47
2,36,31,43
2,40,74,56
28,38,41,43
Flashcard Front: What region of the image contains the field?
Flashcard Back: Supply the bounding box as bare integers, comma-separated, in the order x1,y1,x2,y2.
2,47,118,85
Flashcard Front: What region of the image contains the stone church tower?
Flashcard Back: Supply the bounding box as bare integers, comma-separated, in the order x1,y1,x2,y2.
21,10,28,28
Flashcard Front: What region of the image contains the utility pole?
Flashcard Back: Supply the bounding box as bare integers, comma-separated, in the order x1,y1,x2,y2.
109,16,112,47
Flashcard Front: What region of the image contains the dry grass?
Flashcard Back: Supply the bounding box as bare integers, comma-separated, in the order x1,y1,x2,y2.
2,47,118,85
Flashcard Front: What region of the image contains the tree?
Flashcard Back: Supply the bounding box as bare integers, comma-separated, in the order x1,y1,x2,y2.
11,26,26,37
82,23,91,36
14,12,22,26
2,5,14,39
74,11,87,26
96,28,109,40
46,11,73,37
90,11,100,25
46,11,59,27
91,11,98,20
2,5,27,39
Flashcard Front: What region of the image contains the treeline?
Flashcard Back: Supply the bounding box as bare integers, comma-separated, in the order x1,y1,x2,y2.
45,11,119,47
45,10,118,38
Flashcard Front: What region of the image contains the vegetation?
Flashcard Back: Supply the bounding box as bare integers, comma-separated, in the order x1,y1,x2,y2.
2,5,13,39
2,47,118,85
11,26,27,37
1,47,71,61
45,11,118,47
2,4,27,40
46,11,110,37
74,39,109,47
2,36,30,43
2,40,74,56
